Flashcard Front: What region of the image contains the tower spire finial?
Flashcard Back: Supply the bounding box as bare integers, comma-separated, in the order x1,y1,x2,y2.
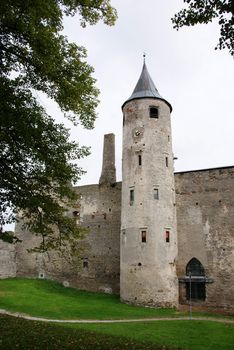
122,58,172,111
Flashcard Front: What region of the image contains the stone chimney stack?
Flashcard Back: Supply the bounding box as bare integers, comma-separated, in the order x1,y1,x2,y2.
99,133,116,186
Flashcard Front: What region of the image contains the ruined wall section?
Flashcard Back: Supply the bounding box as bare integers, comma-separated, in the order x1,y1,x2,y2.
99,134,116,186
175,167,234,311
0,240,16,278
73,182,121,293
15,182,121,294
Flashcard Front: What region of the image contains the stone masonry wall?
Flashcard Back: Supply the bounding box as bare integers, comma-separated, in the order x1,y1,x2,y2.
1,166,233,312
0,240,16,278
15,182,121,294
175,166,234,311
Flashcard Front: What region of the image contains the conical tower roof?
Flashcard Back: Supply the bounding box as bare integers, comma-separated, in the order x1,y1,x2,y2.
122,62,172,111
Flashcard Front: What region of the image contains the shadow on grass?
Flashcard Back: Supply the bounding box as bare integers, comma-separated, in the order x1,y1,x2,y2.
0,315,181,350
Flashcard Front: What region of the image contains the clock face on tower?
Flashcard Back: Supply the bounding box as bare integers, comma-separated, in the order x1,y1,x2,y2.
132,126,144,140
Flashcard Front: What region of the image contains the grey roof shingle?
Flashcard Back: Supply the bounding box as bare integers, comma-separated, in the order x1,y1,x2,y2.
122,62,172,111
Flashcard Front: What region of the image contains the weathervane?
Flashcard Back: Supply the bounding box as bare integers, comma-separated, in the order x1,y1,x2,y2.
143,52,146,63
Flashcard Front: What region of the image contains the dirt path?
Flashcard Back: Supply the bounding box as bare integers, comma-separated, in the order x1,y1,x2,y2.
0,309,233,324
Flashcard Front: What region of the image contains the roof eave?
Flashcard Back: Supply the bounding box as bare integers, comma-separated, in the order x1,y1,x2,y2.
122,96,173,112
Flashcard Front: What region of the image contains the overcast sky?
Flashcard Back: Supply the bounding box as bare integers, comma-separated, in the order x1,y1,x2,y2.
42,0,234,186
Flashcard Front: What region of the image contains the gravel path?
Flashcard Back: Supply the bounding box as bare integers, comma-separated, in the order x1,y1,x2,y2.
0,309,233,324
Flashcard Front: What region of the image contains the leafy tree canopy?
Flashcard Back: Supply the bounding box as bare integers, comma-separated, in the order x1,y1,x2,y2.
172,0,234,56
0,0,117,251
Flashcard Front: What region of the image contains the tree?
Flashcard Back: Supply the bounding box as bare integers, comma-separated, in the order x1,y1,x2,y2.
172,0,234,56
0,0,117,251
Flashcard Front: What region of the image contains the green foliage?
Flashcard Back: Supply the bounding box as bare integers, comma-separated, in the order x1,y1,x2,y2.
0,0,117,248
0,315,178,350
172,0,234,56
0,231,21,244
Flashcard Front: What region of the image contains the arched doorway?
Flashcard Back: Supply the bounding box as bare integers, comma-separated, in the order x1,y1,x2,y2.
186,258,206,300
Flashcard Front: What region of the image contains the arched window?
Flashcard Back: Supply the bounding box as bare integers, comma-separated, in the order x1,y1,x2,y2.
186,258,205,276
186,258,206,301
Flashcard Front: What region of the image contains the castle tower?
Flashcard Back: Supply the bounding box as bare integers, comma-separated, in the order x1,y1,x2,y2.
120,60,178,307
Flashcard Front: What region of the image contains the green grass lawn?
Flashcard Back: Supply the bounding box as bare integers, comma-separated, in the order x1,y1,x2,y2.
0,278,233,350
65,321,234,350
0,278,182,319
0,315,179,350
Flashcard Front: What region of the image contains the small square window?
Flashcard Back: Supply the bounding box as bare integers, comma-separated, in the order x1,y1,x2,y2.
83,260,89,268
141,230,146,243
73,211,80,224
149,106,159,118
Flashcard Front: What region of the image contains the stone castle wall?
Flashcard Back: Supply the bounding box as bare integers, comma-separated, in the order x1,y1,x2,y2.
1,166,233,311
15,183,121,294
175,166,234,311
0,240,16,278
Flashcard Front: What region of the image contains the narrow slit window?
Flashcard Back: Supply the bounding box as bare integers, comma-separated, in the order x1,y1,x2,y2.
130,189,134,204
165,230,170,243
154,188,159,200
138,154,142,166
165,157,169,167
141,231,146,243
149,106,159,118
